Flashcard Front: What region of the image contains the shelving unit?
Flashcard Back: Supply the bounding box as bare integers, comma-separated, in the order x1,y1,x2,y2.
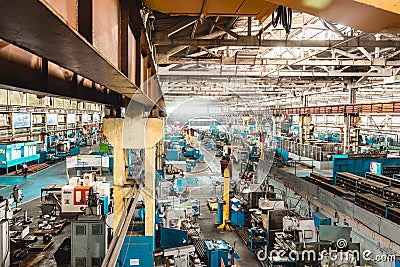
355,193,387,218
366,172,400,188
335,172,363,193
382,165,400,177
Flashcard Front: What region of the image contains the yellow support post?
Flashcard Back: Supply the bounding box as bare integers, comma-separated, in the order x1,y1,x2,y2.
217,167,234,231
143,118,164,237
260,137,265,160
103,118,131,230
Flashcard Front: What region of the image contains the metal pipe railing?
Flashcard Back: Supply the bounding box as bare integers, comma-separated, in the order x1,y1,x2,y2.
101,185,142,267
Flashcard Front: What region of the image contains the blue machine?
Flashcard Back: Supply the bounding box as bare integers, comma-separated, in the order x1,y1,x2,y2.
311,212,331,229
230,210,244,228
183,148,203,162
205,240,239,267
156,210,163,224
186,159,196,172
98,196,109,215
332,155,400,183
69,146,80,156
118,235,154,267
230,200,244,227
170,136,183,143
160,227,189,250
248,227,268,252
166,149,180,161
0,141,40,174
192,199,200,216
210,126,219,137
395,257,400,267
186,164,192,172
206,141,213,149
136,207,145,222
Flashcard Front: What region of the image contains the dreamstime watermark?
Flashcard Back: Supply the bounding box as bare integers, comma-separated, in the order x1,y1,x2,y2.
257,238,396,263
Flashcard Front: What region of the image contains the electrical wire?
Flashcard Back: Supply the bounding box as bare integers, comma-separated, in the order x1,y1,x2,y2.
272,5,293,35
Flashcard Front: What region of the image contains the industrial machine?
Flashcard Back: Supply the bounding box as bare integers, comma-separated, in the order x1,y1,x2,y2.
162,206,196,229
71,215,108,267
0,141,40,175
258,198,285,211
248,227,268,252
61,173,111,215
282,216,318,243
205,240,239,267
229,198,244,228
163,245,200,267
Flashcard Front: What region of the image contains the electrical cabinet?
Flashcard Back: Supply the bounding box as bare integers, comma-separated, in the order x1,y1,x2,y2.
71,216,107,267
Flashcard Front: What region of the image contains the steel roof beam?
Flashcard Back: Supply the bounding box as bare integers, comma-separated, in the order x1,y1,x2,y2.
154,34,400,48
0,0,156,107
167,18,198,38
158,69,394,77
157,56,400,66
206,19,239,39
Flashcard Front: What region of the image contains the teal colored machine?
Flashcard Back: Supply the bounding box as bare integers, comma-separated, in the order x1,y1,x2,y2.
0,141,40,174
332,154,400,183
311,212,331,228
160,227,189,250
118,235,155,267
205,240,239,267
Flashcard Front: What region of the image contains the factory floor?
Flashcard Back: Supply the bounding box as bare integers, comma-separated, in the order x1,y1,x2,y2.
0,144,108,267
196,203,261,267
0,161,69,203
185,143,261,267
11,196,71,267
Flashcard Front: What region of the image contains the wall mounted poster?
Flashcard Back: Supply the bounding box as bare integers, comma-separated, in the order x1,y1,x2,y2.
93,113,100,122
13,113,31,128
67,114,76,124
82,113,88,123
46,113,58,126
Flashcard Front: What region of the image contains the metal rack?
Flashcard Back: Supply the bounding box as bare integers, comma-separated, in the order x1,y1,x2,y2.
366,172,400,188
305,171,400,225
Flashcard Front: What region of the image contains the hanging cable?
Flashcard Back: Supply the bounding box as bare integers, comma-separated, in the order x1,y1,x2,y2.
272,5,293,35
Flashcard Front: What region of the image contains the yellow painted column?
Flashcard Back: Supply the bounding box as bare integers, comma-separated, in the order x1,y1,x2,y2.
103,118,130,230
217,167,233,231
260,141,265,160
143,118,163,236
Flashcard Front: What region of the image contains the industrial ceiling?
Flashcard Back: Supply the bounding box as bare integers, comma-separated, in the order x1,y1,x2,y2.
141,0,400,111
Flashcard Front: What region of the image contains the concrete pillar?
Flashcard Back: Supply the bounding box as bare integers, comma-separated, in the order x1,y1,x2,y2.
143,118,163,236
299,115,304,143
343,115,351,153
103,118,130,229
242,116,249,130
304,115,312,142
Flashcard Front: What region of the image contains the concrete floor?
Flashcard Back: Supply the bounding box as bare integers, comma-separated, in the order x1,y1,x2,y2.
5,141,261,266
13,196,71,267
1,144,105,267
0,161,68,204
186,143,261,267
196,201,261,267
